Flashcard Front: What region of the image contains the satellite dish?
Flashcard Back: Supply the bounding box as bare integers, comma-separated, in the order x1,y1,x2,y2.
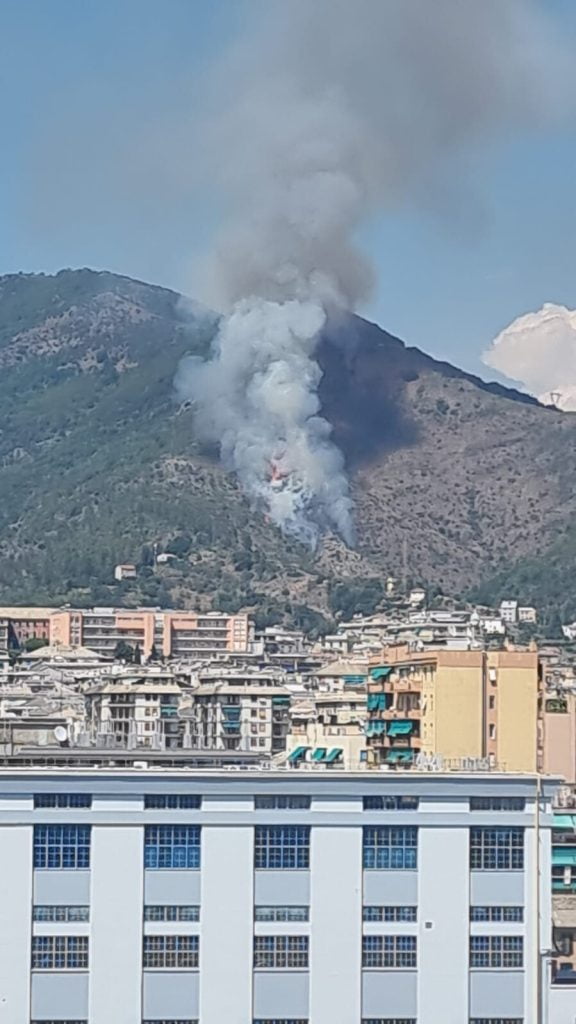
53,726,67,743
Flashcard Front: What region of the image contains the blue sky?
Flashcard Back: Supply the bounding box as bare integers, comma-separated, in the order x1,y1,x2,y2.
1,0,576,377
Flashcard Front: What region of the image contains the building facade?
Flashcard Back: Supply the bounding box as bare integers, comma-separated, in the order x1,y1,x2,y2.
366,647,541,772
47,608,251,660
0,767,557,1024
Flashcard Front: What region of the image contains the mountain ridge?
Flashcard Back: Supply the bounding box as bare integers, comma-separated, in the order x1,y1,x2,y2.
0,268,573,629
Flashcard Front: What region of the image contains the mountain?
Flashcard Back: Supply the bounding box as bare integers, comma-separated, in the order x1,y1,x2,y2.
0,267,575,630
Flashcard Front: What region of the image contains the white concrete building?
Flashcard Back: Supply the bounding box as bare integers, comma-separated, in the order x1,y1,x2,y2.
500,601,519,624
0,766,560,1024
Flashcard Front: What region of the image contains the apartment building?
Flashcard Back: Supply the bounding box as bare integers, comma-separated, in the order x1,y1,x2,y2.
85,678,186,750
543,691,576,785
184,667,291,755
0,608,53,653
287,690,367,768
50,608,251,659
366,647,541,772
0,766,557,1024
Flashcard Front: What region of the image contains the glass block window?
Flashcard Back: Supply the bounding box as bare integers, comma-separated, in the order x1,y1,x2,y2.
33,906,89,922
255,906,309,921
34,794,92,809
33,826,91,869
362,935,417,968
142,1020,197,1024
470,1020,523,1024
363,906,417,922
255,795,311,810
31,935,89,970
362,1020,417,1024
254,826,310,869
470,906,524,922
363,827,418,869
144,826,201,869
470,828,524,870
144,795,201,809
470,936,524,969
144,905,200,922
470,798,525,812
253,935,309,969
363,796,419,810
143,935,199,969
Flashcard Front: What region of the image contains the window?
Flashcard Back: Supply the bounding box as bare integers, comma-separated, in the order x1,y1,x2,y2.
362,1020,416,1024
470,1020,523,1024
34,794,92,809
144,905,200,922
363,827,418,869
363,796,419,811
362,935,417,969
255,906,309,921
470,798,525,812
254,826,310,869
144,826,201,869
31,936,89,970
363,906,417,922
33,826,91,869
143,935,199,969
33,906,89,922
470,907,524,922
253,1020,308,1024
255,795,311,810
143,1020,197,1024
470,936,524,968
144,795,201,809
31,1020,88,1024
470,828,524,870
254,935,309,969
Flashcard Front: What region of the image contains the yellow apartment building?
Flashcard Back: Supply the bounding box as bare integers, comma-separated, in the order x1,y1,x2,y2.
366,645,541,772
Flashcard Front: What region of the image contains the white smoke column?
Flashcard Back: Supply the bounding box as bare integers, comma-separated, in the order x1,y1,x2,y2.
483,303,576,410
179,0,572,544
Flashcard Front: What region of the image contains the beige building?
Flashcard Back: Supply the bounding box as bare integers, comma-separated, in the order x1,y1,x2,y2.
287,690,367,768
366,645,541,772
543,691,576,785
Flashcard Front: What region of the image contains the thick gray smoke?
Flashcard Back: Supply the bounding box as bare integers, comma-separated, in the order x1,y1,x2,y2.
178,0,570,545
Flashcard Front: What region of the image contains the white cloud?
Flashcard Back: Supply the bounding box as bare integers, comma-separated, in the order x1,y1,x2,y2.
482,303,576,410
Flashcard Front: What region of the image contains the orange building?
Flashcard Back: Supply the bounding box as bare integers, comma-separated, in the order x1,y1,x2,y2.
0,606,251,660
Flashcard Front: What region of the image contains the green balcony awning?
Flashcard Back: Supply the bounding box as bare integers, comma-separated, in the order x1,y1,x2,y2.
312,747,327,762
370,666,392,680
344,675,366,684
554,815,576,830
385,749,415,764
366,720,386,736
325,748,343,763
553,848,576,866
288,746,308,762
367,693,387,711
387,720,414,736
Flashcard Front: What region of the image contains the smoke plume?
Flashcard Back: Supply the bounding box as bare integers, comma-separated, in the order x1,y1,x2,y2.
483,303,576,410
178,0,570,544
